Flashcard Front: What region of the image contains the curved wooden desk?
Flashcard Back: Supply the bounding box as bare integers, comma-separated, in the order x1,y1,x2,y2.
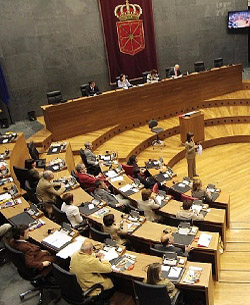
42,65,242,140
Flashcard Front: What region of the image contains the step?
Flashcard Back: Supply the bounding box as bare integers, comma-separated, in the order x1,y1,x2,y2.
226,230,250,242
220,270,250,283
220,252,250,271
230,223,250,229
214,282,250,305
226,242,250,252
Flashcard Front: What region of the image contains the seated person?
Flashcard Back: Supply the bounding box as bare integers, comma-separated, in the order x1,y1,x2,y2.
146,263,178,300
117,74,132,89
94,180,130,209
154,232,192,257
191,178,212,203
137,189,160,222
0,223,12,265
70,240,114,302
83,141,101,176
85,81,102,97
75,163,99,192
61,193,83,228
127,154,139,168
176,200,204,221
25,159,41,190
168,64,182,78
147,69,159,83
103,214,128,245
9,225,56,276
36,170,65,217
133,168,156,189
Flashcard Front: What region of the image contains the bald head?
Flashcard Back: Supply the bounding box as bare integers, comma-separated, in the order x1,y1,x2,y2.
43,170,54,180
80,240,93,254
161,233,174,245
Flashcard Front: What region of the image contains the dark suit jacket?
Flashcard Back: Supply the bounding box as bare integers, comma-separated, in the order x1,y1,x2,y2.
168,68,181,78
85,85,102,96
154,243,188,257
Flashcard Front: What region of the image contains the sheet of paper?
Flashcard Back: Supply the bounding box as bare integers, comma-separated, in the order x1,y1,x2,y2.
106,170,117,178
198,233,212,247
191,204,202,214
99,248,119,262
110,176,124,183
168,267,182,278
163,173,169,178
119,184,132,192
161,265,170,272
155,195,163,205
197,144,203,156
178,183,186,188
52,147,58,153
0,193,12,201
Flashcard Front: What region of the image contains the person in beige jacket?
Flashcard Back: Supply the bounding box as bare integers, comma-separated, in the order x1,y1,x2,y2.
185,132,198,179
70,240,114,302
103,214,128,245
176,200,204,221
36,170,65,217
137,189,160,222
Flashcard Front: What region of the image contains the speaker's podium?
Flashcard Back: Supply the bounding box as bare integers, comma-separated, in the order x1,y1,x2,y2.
179,110,204,143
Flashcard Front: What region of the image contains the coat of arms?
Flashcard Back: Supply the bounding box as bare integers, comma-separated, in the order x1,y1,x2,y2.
114,0,145,56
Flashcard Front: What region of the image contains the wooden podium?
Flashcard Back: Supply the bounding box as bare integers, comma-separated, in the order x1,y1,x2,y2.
179,111,204,143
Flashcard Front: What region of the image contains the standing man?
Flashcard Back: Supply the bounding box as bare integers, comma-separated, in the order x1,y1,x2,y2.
168,64,182,78
85,81,102,96
185,132,198,179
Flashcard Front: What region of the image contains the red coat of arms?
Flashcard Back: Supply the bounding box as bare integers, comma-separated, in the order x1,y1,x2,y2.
115,0,145,56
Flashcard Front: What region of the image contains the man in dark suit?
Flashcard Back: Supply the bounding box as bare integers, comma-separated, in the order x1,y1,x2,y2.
85,81,102,97
168,64,182,78
83,141,101,176
154,232,192,257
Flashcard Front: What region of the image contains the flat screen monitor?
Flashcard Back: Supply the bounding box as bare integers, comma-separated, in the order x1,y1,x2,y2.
228,10,250,29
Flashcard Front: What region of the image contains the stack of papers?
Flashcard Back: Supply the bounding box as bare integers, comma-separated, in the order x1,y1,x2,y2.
105,170,118,178
198,233,212,247
119,184,132,192
56,236,86,259
92,207,110,218
191,204,202,214
42,230,72,251
183,266,202,284
99,248,119,262
110,176,124,183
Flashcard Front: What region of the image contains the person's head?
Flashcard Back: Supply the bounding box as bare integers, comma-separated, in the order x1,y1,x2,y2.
103,214,115,227
174,64,180,71
127,155,137,165
25,159,36,170
120,73,126,81
141,189,152,201
161,232,174,245
62,193,73,205
76,163,87,174
146,263,161,285
43,170,54,181
151,69,157,76
95,179,105,189
89,81,95,88
183,200,193,210
80,240,93,255
192,178,202,192
133,168,140,178
12,225,29,240
186,132,194,142
84,141,93,150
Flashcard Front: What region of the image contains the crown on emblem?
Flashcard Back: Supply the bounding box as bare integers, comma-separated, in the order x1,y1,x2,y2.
114,0,142,21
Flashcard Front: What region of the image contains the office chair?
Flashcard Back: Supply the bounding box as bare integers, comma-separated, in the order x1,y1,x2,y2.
71,170,80,183
133,280,180,305
181,193,197,202
13,166,29,190
214,58,223,68
24,180,40,204
27,141,46,168
46,90,64,104
168,187,182,202
165,67,173,78
80,84,89,97
127,202,145,216
148,120,164,146
150,247,177,258
142,71,151,83
52,204,69,225
89,226,111,243
168,215,192,227
121,163,134,177
5,243,48,304
194,61,205,72
53,263,104,305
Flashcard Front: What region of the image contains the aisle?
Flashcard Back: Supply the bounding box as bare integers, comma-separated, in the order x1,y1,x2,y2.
161,143,250,305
